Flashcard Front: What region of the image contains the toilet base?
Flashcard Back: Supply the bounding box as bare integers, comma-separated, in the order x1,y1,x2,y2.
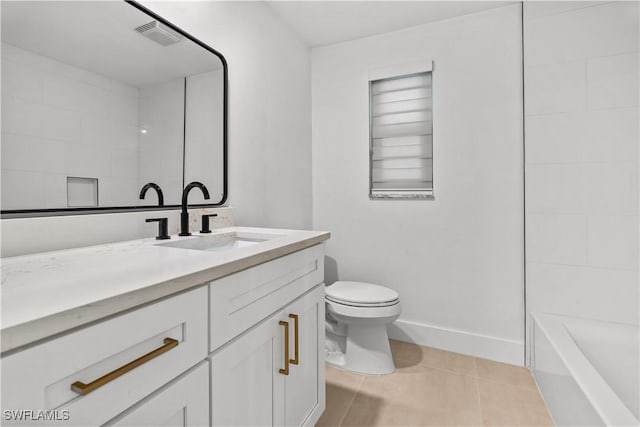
325,323,395,375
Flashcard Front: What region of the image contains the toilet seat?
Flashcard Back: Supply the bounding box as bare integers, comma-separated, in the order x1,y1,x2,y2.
326,297,401,319
325,295,399,308
325,281,399,307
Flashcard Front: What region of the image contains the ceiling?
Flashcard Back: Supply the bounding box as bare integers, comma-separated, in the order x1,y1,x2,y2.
2,1,515,85
267,1,515,47
1,1,222,88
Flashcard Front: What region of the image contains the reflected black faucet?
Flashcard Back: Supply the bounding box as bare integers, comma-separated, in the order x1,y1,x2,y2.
180,181,210,236
139,182,164,206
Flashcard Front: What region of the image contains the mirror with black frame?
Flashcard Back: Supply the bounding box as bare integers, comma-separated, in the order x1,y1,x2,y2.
0,0,227,215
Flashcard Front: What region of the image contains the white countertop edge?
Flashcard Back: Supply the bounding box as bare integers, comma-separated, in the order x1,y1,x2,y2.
1,227,329,354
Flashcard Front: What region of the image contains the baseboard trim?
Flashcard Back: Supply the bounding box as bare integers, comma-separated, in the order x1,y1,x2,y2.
388,319,524,366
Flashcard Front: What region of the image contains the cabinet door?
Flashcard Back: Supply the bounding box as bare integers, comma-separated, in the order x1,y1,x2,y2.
105,362,208,427
210,311,286,427
284,285,325,427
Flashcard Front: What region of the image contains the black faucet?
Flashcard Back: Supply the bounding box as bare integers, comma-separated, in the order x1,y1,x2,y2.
139,182,164,206
180,181,210,236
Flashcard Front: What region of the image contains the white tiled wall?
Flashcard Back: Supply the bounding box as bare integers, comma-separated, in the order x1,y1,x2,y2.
524,2,639,66
1,43,140,209
587,52,639,110
1,42,219,209
136,70,224,206
524,2,639,332
525,60,587,115
137,78,185,206
184,69,225,204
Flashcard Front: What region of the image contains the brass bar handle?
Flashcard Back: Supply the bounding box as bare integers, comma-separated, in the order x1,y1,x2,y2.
71,337,179,395
289,314,299,365
279,320,290,375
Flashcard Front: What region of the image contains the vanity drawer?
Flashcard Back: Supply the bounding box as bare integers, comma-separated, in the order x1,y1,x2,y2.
209,243,324,352
104,361,209,427
1,286,208,426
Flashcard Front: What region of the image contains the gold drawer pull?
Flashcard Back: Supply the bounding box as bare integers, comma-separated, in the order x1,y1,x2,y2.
71,337,179,395
289,314,299,365
279,320,289,375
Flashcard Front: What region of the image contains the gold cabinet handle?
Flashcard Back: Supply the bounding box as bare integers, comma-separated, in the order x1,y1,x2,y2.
71,337,179,395
289,314,299,365
279,320,290,375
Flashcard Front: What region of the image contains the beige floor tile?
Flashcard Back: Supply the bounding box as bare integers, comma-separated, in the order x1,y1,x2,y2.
475,358,538,390
478,378,554,427
390,340,477,376
389,339,425,366
341,365,483,426
316,366,364,427
325,365,364,389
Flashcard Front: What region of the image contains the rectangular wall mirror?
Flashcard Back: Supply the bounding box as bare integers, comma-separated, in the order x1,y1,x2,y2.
1,0,227,216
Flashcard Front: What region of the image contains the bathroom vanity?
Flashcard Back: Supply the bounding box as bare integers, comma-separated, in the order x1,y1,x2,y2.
1,227,329,426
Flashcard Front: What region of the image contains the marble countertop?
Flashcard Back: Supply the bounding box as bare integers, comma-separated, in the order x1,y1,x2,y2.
0,226,330,354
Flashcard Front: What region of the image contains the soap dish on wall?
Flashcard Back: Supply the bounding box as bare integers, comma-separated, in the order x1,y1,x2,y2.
67,177,98,208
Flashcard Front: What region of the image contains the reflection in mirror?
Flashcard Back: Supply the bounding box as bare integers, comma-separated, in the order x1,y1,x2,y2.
1,1,226,213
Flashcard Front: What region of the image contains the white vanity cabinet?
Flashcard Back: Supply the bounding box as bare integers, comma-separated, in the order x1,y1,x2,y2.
1,287,209,426
210,285,325,427
1,233,329,427
208,244,326,427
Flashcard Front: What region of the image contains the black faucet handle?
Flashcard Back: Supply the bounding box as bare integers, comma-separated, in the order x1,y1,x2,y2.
145,217,170,240
200,213,218,234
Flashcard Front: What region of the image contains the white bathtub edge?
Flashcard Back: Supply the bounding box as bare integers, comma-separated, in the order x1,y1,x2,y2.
532,313,639,427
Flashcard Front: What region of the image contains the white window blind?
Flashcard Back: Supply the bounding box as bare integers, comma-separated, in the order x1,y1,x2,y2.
369,68,433,198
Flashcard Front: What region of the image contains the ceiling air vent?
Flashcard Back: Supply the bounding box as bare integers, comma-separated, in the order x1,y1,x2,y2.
135,21,183,46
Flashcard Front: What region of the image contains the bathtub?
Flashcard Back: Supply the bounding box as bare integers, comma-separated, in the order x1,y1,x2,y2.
531,313,639,426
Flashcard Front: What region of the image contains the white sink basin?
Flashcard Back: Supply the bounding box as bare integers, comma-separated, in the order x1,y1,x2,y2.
157,231,283,252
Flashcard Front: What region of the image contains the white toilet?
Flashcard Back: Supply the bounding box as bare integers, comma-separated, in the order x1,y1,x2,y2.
325,281,401,375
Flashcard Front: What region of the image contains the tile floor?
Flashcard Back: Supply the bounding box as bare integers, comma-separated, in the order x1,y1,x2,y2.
316,340,554,427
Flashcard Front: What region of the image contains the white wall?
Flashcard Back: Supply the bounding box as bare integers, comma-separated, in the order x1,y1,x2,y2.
312,5,524,364
141,1,313,230
1,43,140,209
524,1,639,340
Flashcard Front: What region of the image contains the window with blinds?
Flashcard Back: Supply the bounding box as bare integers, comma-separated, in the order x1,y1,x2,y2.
369,66,433,198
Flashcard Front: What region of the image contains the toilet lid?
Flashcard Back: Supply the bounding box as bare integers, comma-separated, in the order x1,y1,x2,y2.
325,281,399,305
